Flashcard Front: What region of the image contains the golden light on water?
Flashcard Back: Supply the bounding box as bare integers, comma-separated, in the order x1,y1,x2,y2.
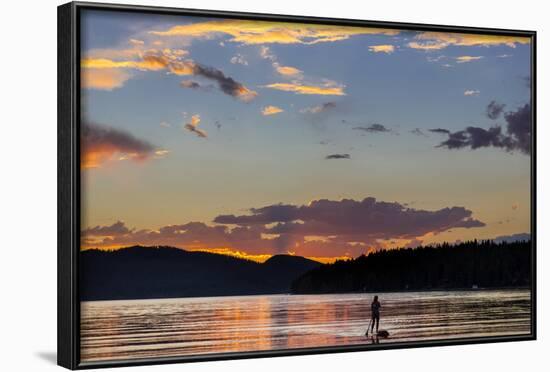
80,290,531,362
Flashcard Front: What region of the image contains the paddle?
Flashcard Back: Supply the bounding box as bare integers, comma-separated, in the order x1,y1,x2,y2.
365,318,373,336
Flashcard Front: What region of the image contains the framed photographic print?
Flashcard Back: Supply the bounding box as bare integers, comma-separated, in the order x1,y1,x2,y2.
58,1,536,369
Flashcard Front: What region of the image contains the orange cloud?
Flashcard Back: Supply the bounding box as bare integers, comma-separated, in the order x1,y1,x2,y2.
85,48,143,61
232,85,258,102
82,149,149,169
82,55,170,71
275,64,302,76
81,123,156,169
261,105,284,116
82,53,256,101
408,32,530,50
86,44,189,60
407,41,448,50
263,82,345,96
81,47,190,90
150,19,399,45
456,55,484,63
82,151,108,169
80,68,132,91
166,60,196,75
368,44,395,54
184,114,207,138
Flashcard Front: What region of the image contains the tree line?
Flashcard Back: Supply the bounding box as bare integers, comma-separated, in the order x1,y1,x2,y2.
291,239,531,294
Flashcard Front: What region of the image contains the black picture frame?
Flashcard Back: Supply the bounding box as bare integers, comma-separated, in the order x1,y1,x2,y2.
58,1,537,369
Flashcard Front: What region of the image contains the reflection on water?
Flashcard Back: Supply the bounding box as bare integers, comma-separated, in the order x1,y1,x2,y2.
80,289,531,362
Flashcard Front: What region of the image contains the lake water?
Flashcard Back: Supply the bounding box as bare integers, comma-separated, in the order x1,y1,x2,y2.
80,289,531,362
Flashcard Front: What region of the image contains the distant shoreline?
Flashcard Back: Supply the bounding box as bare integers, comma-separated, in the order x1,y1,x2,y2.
81,286,531,303
289,285,532,296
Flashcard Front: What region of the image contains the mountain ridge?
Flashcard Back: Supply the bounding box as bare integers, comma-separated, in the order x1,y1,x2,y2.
80,245,321,301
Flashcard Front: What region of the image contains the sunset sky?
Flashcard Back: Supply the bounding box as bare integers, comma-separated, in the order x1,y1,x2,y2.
80,9,532,263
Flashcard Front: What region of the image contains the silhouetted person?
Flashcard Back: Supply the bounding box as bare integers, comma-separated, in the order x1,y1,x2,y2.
370,295,381,334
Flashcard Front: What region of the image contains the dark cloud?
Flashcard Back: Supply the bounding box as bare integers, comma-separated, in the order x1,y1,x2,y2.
318,102,337,111
300,102,337,114
135,52,257,101
410,128,427,136
438,126,504,150
81,122,156,168
180,80,210,90
192,63,257,102
184,115,207,138
353,123,390,133
84,197,486,259
504,103,531,154
215,204,299,225
215,197,485,242
436,103,531,154
429,128,451,134
325,154,351,159
486,100,506,120
82,221,131,237
82,220,293,256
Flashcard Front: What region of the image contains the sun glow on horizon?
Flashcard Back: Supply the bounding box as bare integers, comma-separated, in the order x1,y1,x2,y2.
80,243,356,264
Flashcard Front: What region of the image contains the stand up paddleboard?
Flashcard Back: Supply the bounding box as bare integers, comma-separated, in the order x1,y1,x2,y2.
365,328,390,338
365,318,390,338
